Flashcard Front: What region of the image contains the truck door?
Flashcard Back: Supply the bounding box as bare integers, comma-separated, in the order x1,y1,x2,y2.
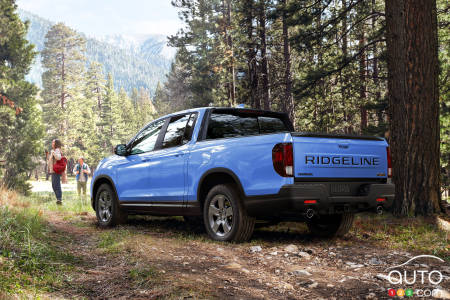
146,113,197,213
115,118,166,202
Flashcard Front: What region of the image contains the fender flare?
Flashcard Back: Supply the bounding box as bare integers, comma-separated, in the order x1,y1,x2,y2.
196,167,246,203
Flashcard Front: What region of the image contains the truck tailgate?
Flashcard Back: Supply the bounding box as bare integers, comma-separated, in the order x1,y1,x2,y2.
292,133,388,180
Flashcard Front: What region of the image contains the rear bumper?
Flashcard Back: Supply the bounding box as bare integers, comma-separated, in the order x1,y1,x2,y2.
244,181,395,217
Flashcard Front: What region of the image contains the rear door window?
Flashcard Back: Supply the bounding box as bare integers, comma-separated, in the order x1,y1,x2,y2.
258,116,288,134
206,112,288,140
206,113,259,139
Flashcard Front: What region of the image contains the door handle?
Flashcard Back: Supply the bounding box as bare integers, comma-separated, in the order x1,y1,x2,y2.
174,153,185,157
142,158,151,162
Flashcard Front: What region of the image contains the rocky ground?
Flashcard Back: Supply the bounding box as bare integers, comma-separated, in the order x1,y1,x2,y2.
42,212,449,300
1,182,448,299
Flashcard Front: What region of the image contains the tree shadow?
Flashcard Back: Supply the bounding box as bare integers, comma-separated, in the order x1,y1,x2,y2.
121,215,321,244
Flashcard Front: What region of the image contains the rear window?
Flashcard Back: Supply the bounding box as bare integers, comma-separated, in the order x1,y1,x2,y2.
206,112,289,140
259,116,287,134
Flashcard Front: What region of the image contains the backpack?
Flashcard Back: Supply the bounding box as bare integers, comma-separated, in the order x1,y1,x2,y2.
53,156,67,174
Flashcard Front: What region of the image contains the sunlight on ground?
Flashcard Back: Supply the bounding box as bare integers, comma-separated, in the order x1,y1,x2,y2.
29,177,91,195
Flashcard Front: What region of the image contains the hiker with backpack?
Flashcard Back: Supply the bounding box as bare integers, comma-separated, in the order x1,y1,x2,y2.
73,157,91,201
47,139,67,205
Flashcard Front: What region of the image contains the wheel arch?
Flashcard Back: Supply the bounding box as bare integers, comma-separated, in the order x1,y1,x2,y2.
91,175,118,210
196,168,245,210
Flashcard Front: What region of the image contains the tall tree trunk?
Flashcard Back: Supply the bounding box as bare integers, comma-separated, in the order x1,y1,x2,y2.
372,0,382,125
61,50,65,110
316,1,325,131
246,0,260,109
258,0,270,110
281,0,294,128
223,0,235,107
340,0,351,133
386,0,441,215
359,30,367,132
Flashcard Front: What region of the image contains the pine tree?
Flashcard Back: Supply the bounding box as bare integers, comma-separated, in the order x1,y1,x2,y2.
117,87,137,142
0,0,44,192
169,0,222,107
153,81,170,116
41,22,86,145
85,61,105,114
98,73,115,153
279,0,294,127
135,87,156,129
162,51,194,111
258,0,271,110
66,89,98,163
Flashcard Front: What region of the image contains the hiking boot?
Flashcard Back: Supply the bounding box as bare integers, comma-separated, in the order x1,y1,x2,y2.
56,200,62,205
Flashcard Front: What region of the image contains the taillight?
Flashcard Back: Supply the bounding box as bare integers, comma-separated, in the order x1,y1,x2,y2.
272,143,293,177
386,147,392,178
304,200,317,204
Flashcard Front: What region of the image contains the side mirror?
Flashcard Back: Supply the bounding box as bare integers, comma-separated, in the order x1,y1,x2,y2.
114,144,128,156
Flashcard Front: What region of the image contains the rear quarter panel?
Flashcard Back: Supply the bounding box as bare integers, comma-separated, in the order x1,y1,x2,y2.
186,133,294,205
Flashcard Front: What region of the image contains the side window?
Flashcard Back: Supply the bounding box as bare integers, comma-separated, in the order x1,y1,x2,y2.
129,119,165,155
206,113,259,139
161,114,191,149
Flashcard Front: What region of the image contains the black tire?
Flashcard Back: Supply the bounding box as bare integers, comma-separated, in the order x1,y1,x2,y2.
306,213,354,238
95,183,127,227
203,184,255,242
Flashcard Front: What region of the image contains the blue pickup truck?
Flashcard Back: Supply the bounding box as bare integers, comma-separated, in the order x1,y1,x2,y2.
91,107,394,241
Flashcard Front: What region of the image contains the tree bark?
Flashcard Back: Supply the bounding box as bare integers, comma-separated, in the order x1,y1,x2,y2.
227,0,236,107
372,0,382,125
244,0,259,109
385,0,441,215
359,30,367,132
281,0,295,128
223,0,235,107
258,0,270,111
340,0,352,134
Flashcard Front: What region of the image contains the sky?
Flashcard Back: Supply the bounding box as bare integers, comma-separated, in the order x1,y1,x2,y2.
17,0,184,38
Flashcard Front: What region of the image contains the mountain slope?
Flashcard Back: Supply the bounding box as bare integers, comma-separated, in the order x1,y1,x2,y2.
19,9,172,94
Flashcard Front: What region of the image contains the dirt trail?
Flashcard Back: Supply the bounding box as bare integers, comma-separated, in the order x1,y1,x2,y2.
45,213,449,299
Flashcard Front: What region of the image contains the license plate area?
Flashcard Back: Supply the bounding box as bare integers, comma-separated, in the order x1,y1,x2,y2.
330,183,351,195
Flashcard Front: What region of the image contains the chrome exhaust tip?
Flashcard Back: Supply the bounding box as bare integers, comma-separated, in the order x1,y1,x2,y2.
376,205,383,215
305,209,315,219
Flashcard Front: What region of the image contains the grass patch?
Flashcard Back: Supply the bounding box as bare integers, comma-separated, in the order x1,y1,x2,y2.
129,265,159,286
97,228,130,253
26,191,92,214
0,189,77,296
352,214,449,261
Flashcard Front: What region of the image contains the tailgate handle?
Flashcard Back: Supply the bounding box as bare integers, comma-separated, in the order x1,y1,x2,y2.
338,143,349,149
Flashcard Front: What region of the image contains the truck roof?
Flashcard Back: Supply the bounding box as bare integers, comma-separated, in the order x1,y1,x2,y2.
159,107,288,118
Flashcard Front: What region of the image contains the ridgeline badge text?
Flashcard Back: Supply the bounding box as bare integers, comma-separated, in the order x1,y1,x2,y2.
305,155,380,166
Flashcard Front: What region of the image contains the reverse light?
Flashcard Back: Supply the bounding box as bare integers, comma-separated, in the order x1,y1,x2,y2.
272,143,293,177
386,147,392,178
